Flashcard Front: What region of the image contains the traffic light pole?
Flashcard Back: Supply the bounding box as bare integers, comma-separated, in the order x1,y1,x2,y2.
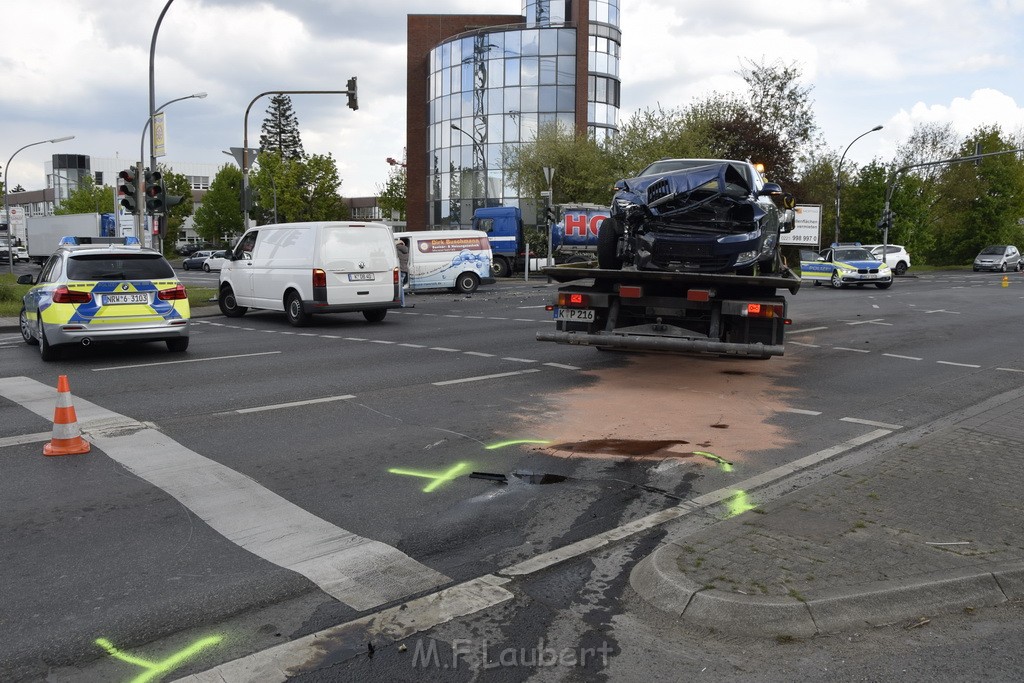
241,82,358,228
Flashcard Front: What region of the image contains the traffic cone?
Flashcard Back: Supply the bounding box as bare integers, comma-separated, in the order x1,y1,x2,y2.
43,375,91,456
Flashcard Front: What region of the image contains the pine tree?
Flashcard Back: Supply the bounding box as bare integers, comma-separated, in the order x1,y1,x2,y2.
259,95,305,160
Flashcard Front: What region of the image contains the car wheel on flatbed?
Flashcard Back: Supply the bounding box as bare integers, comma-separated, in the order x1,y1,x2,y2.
597,218,623,270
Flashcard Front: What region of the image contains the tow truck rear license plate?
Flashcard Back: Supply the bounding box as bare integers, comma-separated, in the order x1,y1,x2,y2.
555,308,595,322
103,293,148,304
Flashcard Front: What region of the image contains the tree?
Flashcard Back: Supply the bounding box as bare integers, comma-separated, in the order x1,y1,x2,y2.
55,182,116,215
502,121,614,206
739,58,821,169
377,154,407,221
158,168,194,253
259,95,304,161
605,105,709,178
192,165,244,245
250,152,348,224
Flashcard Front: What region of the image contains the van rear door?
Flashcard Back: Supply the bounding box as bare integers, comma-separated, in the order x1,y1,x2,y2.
319,225,397,305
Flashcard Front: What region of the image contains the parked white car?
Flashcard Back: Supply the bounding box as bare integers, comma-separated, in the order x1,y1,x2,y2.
202,250,229,272
863,244,911,276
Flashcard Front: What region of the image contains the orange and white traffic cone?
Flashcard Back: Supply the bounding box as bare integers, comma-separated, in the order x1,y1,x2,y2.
43,375,91,457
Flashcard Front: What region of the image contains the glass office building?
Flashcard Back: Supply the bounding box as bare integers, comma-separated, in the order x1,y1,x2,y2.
418,0,620,229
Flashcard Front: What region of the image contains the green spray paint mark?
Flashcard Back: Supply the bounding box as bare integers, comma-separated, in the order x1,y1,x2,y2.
693,451,734,473
95,636,222,683
726,491,756,518
388,462,469,492
485,439,551,450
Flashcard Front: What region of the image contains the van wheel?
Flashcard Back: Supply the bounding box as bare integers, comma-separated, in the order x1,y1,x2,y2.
455,272,479,294
491,257,510,278
166,337,189,352
20,308,38,346
219,285,247,318
285,291,311,327
363,309,387,323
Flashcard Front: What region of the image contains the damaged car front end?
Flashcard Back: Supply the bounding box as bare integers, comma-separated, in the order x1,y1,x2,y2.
600,159,793,274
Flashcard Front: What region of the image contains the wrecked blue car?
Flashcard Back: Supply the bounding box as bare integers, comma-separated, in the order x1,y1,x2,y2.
598,159,794,274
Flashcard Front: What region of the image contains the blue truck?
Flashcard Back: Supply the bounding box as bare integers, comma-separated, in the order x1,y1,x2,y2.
471,204,610,277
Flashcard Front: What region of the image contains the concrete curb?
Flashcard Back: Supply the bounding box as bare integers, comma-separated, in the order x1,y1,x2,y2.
630,542,1024,637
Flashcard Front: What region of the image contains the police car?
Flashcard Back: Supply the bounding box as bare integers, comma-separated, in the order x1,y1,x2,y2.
17,236,190,361
800,243,893,289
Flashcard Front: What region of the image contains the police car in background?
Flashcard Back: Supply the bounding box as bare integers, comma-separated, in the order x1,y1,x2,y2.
17,236,190,361
799,242,893,289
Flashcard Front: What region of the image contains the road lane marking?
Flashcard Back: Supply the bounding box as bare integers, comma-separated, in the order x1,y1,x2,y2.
783,408,822,416
883,353,923,360
433,369,541,386
789,341,820,348
543,362,581,370
501,357,538,363
91,351,281,372
834,347,870,353
399,343,426,348
234,395,356,414
0,376,448,611
430,347,461,352
937,361,981,368
841,417,903,429
997,367,1024,373
463,351,495,357
788,326,827,334
0,431,52,448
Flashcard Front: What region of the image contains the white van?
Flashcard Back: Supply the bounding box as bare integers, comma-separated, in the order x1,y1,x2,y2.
393,230,494,294
218,221,400,326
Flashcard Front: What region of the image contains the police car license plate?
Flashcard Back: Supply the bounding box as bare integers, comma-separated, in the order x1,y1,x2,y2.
555,308,595,322
103,293,148,305
348,273,375,281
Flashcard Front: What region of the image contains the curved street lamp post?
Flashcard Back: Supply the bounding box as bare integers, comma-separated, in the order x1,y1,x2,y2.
4,135,75,274
835,125,883,244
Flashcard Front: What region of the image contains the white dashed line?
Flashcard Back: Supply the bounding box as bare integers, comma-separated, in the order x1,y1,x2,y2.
502,357,538,363
936,361,981,368
235,395,356,414
789,326,828,334
784,408,822,416
92,351,282,372
464,351,496,357
883,353,923,361
344,337,367,341
430,347,461,352
544,362,581,370
841,417,904,429
433,369,542,386
371,340,396,345
399,343,426,348
834,347,870,353
789,341,820,348
997,367,1024,373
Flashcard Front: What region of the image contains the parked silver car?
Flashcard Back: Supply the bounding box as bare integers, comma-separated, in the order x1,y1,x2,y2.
863,244,911,276
973,245,1022,272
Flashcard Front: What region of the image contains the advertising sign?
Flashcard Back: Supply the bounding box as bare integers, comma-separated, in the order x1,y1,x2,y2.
780,204,822,246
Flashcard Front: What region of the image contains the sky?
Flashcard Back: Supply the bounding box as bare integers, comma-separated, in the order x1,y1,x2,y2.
2,0,1023,200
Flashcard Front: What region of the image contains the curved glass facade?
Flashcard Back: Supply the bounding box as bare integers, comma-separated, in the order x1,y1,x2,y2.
425,0,620,228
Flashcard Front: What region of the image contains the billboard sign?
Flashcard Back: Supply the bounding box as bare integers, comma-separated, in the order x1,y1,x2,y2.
780,204,822,246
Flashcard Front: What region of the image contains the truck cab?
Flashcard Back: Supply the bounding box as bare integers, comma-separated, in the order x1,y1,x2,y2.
471,206,523,277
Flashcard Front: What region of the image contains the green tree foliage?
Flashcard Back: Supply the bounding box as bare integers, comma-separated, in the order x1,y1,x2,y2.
377,155,407,221
192,164,244,245
250,152,348,224
158,168,194,253
55,181,116,216
739,58,820,169
502,121,615,206
604,105,709,177
259,95,304,160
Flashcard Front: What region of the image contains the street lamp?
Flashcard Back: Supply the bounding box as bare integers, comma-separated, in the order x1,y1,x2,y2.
4,135,75,274
451,123,487,215
834,125,883,244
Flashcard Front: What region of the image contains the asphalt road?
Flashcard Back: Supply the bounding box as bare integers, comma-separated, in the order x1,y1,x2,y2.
2,269,1023,681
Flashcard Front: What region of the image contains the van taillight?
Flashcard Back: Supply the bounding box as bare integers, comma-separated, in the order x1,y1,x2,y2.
312,269,327,288
158,284,188,300
52,286,92,304
394,267,399,284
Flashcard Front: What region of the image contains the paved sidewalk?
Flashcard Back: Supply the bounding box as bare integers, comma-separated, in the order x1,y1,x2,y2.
631,385,1024,636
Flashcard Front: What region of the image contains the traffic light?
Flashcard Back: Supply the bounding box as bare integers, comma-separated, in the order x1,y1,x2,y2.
118,169,139,215
545,206,557,224
346,77,358,111
877,208,893,232
145,169,164,214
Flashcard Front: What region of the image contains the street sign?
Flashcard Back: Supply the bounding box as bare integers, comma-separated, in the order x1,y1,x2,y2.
780,204,822,246
227,147,261,168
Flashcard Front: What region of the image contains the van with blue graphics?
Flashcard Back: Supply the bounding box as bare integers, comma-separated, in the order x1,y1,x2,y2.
218,221,400,326
393,230,494,294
